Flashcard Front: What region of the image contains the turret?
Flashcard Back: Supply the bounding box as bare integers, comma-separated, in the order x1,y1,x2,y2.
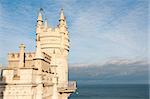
37,8,43,25
59,9,67,28
35,8,43,59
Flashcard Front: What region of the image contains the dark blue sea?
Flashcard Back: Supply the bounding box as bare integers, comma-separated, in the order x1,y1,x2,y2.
69,84,149,99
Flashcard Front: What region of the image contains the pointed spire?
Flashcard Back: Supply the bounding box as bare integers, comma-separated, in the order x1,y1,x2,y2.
36,8,43,33
37,12,42,21
59,8,65,21
59,8,68,28
37,8,43,21
44,18,48,30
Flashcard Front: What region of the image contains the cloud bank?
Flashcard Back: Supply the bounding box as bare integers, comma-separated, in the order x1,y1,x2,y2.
69,58,149,84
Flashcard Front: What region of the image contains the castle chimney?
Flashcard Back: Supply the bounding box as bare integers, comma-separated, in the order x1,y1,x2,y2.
19,44,25,68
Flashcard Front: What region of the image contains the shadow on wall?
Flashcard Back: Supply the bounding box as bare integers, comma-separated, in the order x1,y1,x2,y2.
0,68,6,99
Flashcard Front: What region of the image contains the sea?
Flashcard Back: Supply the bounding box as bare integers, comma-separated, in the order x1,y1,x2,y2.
69,83,149,99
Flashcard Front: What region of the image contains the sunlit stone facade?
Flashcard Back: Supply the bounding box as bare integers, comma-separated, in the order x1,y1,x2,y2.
0,9,76,99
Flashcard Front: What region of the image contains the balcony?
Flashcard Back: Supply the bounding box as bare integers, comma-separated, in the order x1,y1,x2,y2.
57,81,77,94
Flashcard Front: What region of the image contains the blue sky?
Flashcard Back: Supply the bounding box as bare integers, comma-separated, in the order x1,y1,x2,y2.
0,0,148,66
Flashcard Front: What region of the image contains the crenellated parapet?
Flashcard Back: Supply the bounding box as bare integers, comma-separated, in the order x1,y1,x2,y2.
35,9,69,57
8,52,35,61
25,52,36,60
8,52,35,68
8,51,52,70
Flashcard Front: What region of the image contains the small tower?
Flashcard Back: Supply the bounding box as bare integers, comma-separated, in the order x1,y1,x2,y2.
59,8,65,25
35,8,43,59
37,8,43,26
59,9,67,32
34,9,44,70
36,8,43,39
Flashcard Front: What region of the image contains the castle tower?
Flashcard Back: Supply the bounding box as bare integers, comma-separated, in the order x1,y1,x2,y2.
37,9,70,87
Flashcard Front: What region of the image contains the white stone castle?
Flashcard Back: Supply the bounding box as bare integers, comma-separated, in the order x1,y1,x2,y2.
0,8,76,99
